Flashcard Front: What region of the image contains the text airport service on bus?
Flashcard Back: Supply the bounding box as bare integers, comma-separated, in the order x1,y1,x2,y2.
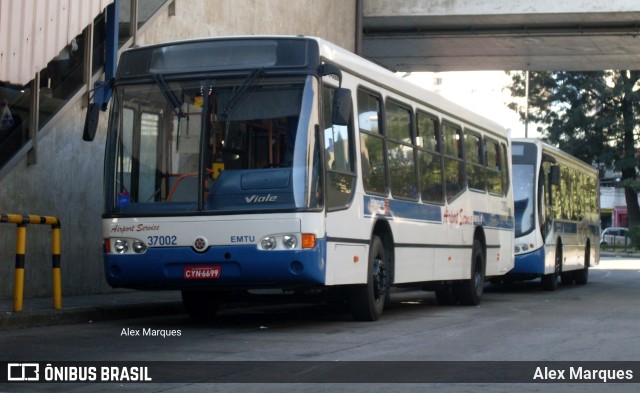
84,35,515,321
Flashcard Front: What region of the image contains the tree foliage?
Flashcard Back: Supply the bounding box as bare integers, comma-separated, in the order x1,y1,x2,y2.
506,70,640,226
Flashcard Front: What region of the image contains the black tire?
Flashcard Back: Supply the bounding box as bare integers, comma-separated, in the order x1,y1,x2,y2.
574,245,590,285
181,289,221,320
454,240,485,306
435,283,458,305
349,235,389,321
541,245,561,291
560,272,574,286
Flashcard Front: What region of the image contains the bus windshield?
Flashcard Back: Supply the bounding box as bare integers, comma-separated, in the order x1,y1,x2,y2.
513,162,536,237
106,75,321,214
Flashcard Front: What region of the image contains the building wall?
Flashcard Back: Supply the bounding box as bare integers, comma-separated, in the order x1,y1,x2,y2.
599,186,640,228
0,0,356,299
138,0,356,50
0,0,114,86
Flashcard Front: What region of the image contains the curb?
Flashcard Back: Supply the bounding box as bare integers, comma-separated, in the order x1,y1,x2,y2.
0,301,185,331
600,252,640,258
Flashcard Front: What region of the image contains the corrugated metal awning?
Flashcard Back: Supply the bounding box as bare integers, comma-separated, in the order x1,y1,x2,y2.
0,0,114,86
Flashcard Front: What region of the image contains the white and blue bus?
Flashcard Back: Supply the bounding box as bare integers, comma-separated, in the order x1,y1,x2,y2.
510,138,600,290
89,36,514,321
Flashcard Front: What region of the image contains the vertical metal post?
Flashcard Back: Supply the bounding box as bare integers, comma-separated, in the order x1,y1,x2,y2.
106,0,119,81
355,0,363,55
524,70,530,138
27,73,40,165
13,224,27,312
83,23,95,109
51,224,62,309
131,0,138,46
94,0,119,110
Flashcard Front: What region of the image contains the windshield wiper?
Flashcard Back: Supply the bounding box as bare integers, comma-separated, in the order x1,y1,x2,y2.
221,68,264,119
152,73,187,118
221,68,264,145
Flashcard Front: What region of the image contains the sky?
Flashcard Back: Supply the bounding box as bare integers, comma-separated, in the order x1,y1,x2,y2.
402,71,541,139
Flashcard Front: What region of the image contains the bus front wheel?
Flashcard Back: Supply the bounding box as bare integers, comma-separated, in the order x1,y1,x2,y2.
541,246,561,291
349,235,389,321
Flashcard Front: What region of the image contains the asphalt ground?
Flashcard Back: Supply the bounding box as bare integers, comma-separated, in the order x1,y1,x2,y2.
0,290,184,331
0,252,631,331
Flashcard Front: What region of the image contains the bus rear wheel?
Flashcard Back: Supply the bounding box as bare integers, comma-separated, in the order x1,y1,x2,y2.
181,289,221,320
574,245,590,285
454,240,485,306
349,235,389,321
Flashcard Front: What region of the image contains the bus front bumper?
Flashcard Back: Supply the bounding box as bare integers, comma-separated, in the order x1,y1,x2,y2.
104,239,327,290
509,247,545,276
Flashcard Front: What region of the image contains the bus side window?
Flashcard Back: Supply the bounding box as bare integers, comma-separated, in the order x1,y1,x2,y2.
485,138,502,195
442,122,464,201
464,130,485,191
500,142,509,196
323,86,356,209
358,88,387,195
416,111,443,204
116,107,135,200
386,99,417,200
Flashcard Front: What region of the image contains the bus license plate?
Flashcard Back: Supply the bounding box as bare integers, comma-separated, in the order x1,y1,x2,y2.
184,265,221,280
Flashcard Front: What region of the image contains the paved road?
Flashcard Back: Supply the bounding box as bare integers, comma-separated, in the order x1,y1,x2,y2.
1,257,639,392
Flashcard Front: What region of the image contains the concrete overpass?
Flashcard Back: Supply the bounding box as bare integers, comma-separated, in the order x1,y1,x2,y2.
361,0,640,71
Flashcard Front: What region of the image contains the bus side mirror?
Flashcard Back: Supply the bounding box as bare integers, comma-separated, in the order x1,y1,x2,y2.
84,78,114,141
549,166,560,186
332,88,352,126
83,103,100,141
547,165,560,206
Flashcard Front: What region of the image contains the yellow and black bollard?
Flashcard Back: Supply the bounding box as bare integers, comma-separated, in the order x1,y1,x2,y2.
13,222,27,312
51,223,62,309
1,213,62,312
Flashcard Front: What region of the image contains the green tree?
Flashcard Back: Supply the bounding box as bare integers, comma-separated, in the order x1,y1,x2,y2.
507,70,640,227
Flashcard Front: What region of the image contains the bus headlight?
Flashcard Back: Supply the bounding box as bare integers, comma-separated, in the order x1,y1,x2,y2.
514,244,536,254
132,240,147,254
114,239,129,254
282,235,298,249
261,236,277,250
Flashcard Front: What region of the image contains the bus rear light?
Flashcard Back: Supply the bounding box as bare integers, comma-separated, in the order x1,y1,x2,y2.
301,234,316,249
104,239,111,253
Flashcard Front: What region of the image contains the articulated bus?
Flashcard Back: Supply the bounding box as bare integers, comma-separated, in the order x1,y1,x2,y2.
510,138,600,290
88,36,514,321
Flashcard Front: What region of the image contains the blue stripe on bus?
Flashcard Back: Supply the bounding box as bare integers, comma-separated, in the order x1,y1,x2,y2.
362,195,513,230
510,247,545,275
104,238,327,289
473,211,514,230
363,196,441,223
